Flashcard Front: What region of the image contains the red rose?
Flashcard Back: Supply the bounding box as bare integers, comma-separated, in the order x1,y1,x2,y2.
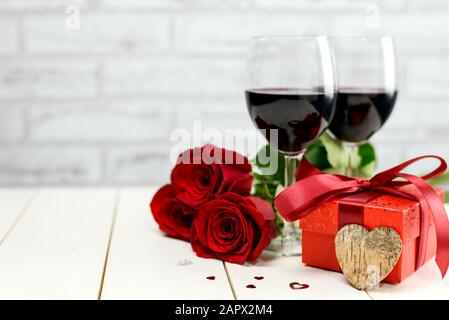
150,185,194,241
191,192,275,264
171,145,253,208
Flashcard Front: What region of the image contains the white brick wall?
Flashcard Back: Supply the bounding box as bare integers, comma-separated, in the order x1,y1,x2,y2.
102,57,244,98
0,109,24,142
0,59,98,99
24,14,172,54
0,18,18,54
0,0,448,186
28,101,173,142
0,146,101,185
0,0,88,11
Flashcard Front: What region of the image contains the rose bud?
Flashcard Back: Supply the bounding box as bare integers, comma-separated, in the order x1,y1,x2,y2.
191,192,276,264
171,145,253,208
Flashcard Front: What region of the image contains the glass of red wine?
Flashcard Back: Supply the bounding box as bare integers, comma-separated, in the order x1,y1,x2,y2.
245,36,337,255
329,36,397,176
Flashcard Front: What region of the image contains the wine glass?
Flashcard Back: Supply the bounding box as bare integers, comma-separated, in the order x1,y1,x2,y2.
329,36,397,176
245,36,337,255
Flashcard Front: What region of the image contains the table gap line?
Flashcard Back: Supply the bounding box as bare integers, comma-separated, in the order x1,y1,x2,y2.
97,189,122,300
0,189,39,247
223,262,238,300
364,289,375,300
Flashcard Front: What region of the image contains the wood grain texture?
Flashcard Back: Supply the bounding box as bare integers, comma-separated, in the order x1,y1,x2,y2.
100,187,233,300
0,189,36,243
335,224,402,290
0,188,117,299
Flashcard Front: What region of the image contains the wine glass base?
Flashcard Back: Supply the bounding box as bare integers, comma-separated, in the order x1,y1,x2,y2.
265,230,302,257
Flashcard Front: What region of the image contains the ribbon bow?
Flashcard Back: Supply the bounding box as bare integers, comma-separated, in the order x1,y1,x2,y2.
274,155,449,278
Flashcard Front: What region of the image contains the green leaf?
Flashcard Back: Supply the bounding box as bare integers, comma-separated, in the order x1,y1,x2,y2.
307,132,377,177
349,147,362,169
252,172,270,183
326,167,346,175
305,139,332,170
358,161,376,178
273,212,285,236
345,142,375,173
274,184,285,198
252,181,277,202
252,144,285,185
358,143,376,168
445,191,449,203
357,143,376,177
319,132,347,168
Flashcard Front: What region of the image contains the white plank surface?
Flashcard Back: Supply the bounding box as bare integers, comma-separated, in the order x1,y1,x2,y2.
367,260,449,300
0,189,36,242
101,187,234,300
0,188,447,299
0,188,117,300
225,252,371,300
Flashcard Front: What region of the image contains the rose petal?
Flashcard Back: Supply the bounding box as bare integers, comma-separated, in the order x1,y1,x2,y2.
224,174,253,196
171,145,252,208
171,163,216,207
209,208,247,253
191,232,215,259
150,185,194,242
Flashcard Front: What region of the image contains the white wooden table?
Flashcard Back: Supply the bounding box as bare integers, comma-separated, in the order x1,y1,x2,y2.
0,187,448,300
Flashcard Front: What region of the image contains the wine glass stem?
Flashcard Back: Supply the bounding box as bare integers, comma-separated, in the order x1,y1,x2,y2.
284,154,301,187
344,143,357,177
280,153,303,256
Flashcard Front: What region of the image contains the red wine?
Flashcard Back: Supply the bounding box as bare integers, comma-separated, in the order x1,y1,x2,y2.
245,88,335,155
329,89,397,143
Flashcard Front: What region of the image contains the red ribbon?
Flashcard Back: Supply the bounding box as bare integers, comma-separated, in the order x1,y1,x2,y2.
274,155,449,278
337,192,379,228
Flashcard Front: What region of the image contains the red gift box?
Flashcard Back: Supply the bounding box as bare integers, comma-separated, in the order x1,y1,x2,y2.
275,155,449,284
300,185,444,283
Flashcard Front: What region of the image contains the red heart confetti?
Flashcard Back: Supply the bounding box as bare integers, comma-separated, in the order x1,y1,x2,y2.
254,276,264,280
246,284,256,289
289,282,309,290
206,276,215,280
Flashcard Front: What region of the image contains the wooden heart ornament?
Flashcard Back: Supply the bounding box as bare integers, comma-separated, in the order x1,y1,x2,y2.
335,224,402,290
